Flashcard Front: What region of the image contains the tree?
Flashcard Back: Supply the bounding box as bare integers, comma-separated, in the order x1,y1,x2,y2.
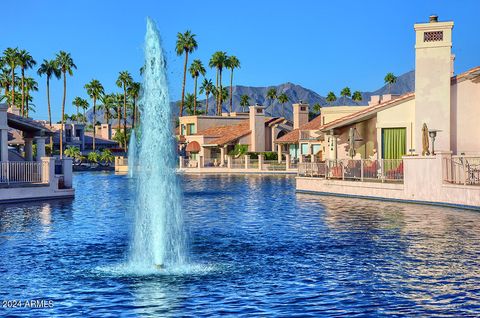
80,99,89,123
18,50,36,116
277,92,289,117
266,88,277,114
199,78,214,115
225,55,240,112
313,103,322,114
100,149,114,166
128,82,141,129
240,94,250,112
98,93,114,124
188,59,206,115
209,51,228,115
55,51,77,159
3,47,20,108
72,96,86,119
64,146,83,164
340,87,351,104
0,67,11,98
352,91,362,104
184,93,197,116
384,72,397,94
38,59,61,149
326,91,337,105
24,77,38,117
85,79,104,151
176,30,198,117
116,71,133,151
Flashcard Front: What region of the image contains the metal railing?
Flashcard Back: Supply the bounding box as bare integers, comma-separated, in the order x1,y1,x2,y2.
444,156,480,186
262,160,286,171
0,161,44,184
231,157,245,169
298,159,404,182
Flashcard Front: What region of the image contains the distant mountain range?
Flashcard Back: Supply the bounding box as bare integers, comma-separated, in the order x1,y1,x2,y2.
87,70,415,123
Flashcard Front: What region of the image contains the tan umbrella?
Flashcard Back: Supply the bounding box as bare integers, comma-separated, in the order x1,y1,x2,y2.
422,123,430,156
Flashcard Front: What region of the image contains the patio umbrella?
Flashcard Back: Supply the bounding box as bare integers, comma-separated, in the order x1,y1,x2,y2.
348,127,356,158
422,123,430,156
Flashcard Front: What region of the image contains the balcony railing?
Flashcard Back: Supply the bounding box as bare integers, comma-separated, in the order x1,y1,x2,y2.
443,156,480,186
298,159,404,182
0,161,44,184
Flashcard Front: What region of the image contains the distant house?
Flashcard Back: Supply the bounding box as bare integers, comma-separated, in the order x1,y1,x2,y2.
178,106,292,165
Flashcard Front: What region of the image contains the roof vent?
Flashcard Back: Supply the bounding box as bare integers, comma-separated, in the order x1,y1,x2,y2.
429,15,438,23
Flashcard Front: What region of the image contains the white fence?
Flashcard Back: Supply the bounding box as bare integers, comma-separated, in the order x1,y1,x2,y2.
443,156,480,186
0,161,44,184
298,159,404,182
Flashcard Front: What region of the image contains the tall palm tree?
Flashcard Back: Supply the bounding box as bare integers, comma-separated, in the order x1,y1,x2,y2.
37,59,61,146
18,50,36,116
277,92,289,117
80,99,89,123
225,55,240,112
240,94,250,112
55,51,76,158
188,60,206,115
199,78,213,115
24,77,38,118
266,88,277,115
340,87,351,105
326,91,336,105
184,93,197,116
99,94,115,123
176,30,198,117
116,71,133,151
209,51,228,115
85,79,104,151
384,72,397,94
352,91,362,104
128,82,141,129
72,97,86,119
0,68,11,99
3,47,20,108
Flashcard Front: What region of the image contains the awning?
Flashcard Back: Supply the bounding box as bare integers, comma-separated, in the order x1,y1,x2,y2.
186,141,201,153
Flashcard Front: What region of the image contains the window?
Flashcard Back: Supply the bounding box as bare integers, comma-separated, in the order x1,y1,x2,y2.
301,143,309,154
181,124,186,136
424,31,443,42
300,106,306,111
187,123,196,135
256,108,263,114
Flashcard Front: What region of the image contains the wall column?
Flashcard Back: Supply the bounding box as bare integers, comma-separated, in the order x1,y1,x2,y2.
35,137,46,161
277,144,283,163
0,129,8,162
24,138,33,161
245,155,250,169
258,154,264,170
286,154,291,170
227,155,232,169
220,146,226,167
62,157,73,188
179,156,184,168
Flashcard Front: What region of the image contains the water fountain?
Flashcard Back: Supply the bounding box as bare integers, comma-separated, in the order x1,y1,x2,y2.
128,18,187,271
128,130,136,178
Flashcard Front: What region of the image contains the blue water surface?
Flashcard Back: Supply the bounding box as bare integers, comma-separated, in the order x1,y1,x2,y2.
1,172,479,317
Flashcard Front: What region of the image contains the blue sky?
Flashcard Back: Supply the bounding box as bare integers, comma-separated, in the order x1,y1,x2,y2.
1,0,479,121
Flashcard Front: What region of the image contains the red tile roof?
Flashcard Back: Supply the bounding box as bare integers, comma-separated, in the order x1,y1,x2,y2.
452,65,480,83
275,115,322,144
197,121,251,146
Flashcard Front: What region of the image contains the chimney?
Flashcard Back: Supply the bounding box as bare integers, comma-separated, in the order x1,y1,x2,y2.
414,15,454,153
292,103,309,129
429,15,438,23
95,123,112,140
368,95,381,106
249,105,265,152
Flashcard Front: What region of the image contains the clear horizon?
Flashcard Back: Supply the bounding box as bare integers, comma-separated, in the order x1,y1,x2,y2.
1,0,479,121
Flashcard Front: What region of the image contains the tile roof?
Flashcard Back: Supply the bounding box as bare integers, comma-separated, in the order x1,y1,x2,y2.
452,65,480,83
275,115,322,144
197,121,251,146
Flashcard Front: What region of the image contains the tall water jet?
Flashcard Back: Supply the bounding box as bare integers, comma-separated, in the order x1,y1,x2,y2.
128,130,137,178
129,18,186,270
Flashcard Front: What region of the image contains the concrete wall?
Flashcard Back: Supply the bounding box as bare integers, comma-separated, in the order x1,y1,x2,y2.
249,106,265,152
321,106,369,126
451,79,480,155
329,117,377,160
179,115,248,136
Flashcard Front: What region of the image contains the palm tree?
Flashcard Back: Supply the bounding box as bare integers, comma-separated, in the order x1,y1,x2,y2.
17,50,36,116
128,82,141,129
99,94,115,124
24,77,38,118
225,55,240,112
277,92,289,117
116,71,133,151
340,87,351,104
199,78,214,115
176,30,198,117
240,94,250,112
313,103,322,114
326,91,337,105
0,67,11,98
85,79,104,151
80,99,89,123
352,91,362,104
188,60,206,115
72,97,87,120
384,72,397,94
266,88,277,115
55,51,77,158
209,51,228,115
184,93,197,116
3,47,20,108
37,59,61,147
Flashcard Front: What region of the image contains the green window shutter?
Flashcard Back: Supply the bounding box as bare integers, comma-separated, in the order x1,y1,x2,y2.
382,128,406,159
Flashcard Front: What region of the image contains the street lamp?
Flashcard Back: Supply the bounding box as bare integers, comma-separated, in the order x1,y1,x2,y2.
428,129,441,155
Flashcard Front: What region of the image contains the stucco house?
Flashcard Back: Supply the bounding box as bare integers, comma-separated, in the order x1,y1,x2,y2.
179,105,292,165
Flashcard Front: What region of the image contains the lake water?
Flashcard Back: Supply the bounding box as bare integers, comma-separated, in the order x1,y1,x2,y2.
1,172,479,317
